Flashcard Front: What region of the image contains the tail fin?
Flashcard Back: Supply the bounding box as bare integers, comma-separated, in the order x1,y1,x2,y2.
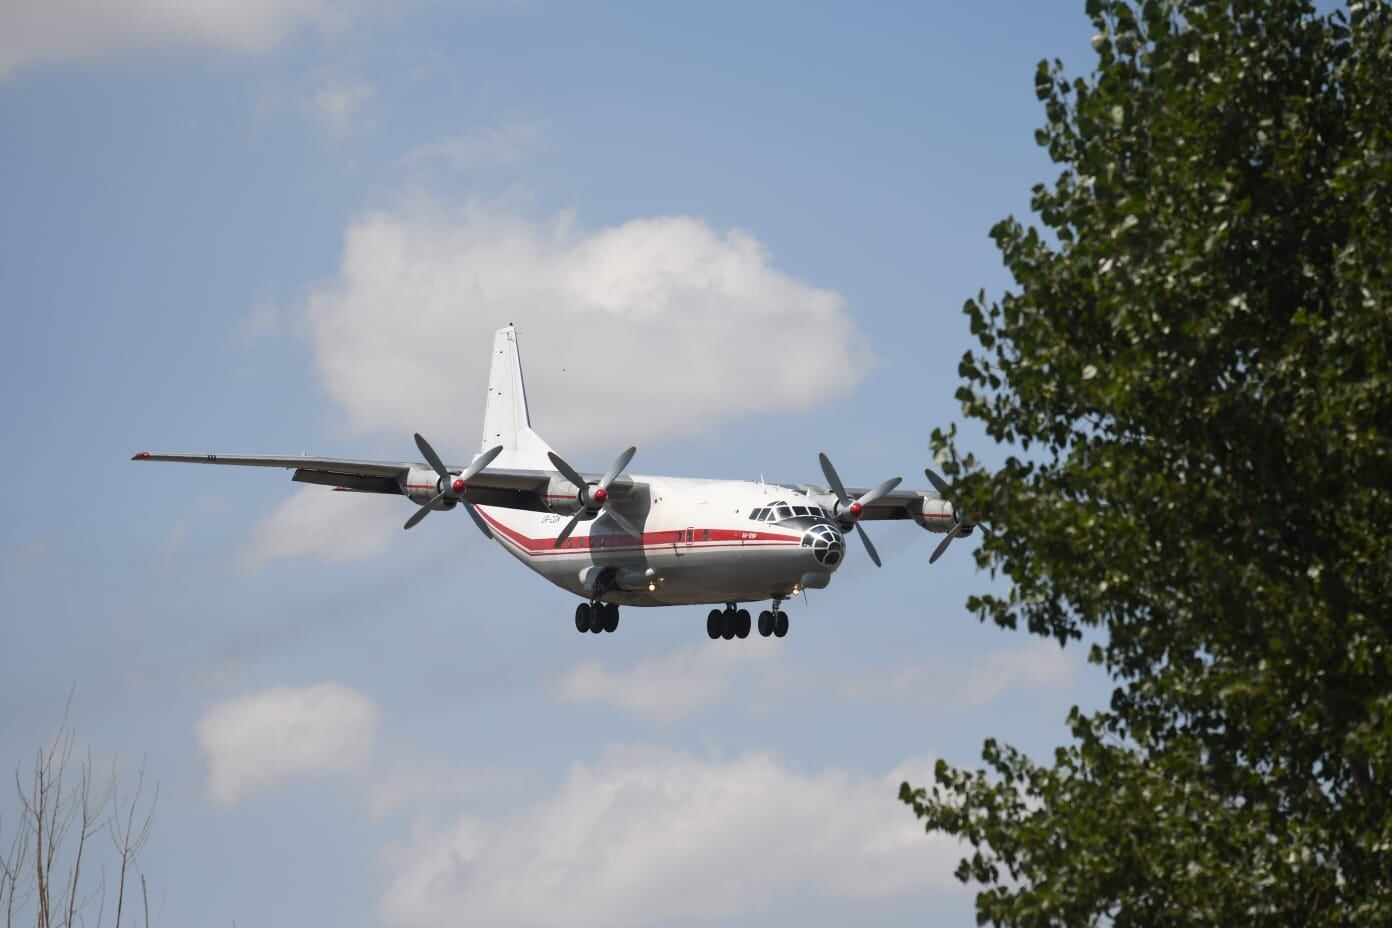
481,325,554,468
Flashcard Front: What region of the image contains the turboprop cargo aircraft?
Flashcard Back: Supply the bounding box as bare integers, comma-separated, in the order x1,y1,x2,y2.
133,325,979,639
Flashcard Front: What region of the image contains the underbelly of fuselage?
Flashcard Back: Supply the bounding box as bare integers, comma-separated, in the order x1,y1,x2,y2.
477,508,825,606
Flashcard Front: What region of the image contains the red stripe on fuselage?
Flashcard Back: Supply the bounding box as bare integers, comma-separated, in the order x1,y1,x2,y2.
473,509,802,557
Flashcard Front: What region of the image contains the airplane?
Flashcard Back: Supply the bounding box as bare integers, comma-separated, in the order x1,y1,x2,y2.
133,325,979,640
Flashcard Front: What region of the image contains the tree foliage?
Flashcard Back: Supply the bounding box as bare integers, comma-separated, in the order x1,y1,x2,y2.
902,0,1392,922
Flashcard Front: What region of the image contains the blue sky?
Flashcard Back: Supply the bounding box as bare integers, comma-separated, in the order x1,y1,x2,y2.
1,3,1106,925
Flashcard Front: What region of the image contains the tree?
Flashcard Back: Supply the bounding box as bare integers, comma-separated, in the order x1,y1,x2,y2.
0,705,157,928
901,0,1392,923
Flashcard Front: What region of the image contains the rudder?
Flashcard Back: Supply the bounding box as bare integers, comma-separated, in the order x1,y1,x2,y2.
481,325,553,468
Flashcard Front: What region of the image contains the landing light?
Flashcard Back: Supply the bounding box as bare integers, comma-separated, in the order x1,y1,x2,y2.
647,582,657,592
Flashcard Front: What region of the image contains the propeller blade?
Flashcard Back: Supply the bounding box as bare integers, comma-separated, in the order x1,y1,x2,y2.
818,452,850,502
415,433,451,483
855,522,883,568
600,505,641,539
461,444,503,482
929,529,956,564
547,452,588,493
599,446,637,491
857,475,903,508
404,492,445,530
923,467,952,498
462,501,493,540
554,511,585,547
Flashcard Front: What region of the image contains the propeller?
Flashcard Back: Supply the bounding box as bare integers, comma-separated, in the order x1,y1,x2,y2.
403,434,503,531
818,452,902,568
548,446,640,546
923,467,985,564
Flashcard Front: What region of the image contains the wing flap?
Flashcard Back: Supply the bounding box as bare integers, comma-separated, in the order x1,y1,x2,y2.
293,470,402,494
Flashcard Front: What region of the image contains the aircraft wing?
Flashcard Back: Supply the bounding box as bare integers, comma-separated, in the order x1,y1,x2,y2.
788,482,951,525
130,450,575,512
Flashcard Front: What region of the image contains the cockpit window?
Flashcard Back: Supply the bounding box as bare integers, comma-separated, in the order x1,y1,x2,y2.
773,505,793,521
792,506,810,517
750,508,768,521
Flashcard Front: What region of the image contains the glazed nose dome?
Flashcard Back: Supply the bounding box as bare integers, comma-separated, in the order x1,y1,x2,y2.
801,524,844,569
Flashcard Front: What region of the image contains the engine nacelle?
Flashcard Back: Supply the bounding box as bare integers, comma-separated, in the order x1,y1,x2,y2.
913,496,956,534
545,476,587,515
399,467,455,507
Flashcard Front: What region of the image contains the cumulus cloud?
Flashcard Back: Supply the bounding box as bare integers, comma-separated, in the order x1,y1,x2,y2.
309,76,375,135
404,117,544,170
0,0,354,78
557,640,778,724
302,202,872,452
239,486,404,570
378,747,959,928
195,682,380,805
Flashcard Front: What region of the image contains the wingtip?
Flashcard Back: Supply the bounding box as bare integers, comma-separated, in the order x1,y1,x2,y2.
131,451,151,461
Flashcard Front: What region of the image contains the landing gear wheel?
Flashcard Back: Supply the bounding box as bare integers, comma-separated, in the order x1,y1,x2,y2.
575,603,593,633
720,608,737,640
589,604,605,633
707,609,722,640
735,609,751,639
774,610,789,637
602,603,620,633
757,610,773,637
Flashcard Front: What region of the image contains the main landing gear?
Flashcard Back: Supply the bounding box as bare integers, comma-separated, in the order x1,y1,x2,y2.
707,602,789,640
575,601,619,634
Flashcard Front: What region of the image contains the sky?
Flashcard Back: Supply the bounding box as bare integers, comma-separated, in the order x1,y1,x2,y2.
0,2,1107,926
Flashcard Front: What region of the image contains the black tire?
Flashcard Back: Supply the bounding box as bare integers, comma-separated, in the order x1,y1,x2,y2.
707,609,722,639
603,603,620,633
590,604,605,633
774,610,789,637
575,603,592,633
720,609,737,640
736,609,751,639
757,610,773,637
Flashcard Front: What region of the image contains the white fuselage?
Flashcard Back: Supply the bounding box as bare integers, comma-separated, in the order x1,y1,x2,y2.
475,476,845,607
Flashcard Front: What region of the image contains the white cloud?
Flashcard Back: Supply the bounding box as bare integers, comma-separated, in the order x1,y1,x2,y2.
557,640,777,724
195,682,380,805
0,0,354,78
403,118,544,170
364,760,533,822
378,746,960,928
238,300,282,345
239,486,404,570
13,538,50,562
302,202,872,452
839,639,1077,711
554,639,1077,724
309,76,375,135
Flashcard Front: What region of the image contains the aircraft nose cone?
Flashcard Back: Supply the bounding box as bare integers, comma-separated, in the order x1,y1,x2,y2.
800,524,845,570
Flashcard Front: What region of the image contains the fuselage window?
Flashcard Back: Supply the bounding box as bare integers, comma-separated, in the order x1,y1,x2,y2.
702,528,710,541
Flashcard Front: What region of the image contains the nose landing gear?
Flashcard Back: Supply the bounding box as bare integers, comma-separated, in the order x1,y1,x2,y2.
575,601,619,634
757,599,789,638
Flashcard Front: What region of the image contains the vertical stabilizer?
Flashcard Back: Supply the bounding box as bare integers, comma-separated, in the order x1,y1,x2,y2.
481,325,553,468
